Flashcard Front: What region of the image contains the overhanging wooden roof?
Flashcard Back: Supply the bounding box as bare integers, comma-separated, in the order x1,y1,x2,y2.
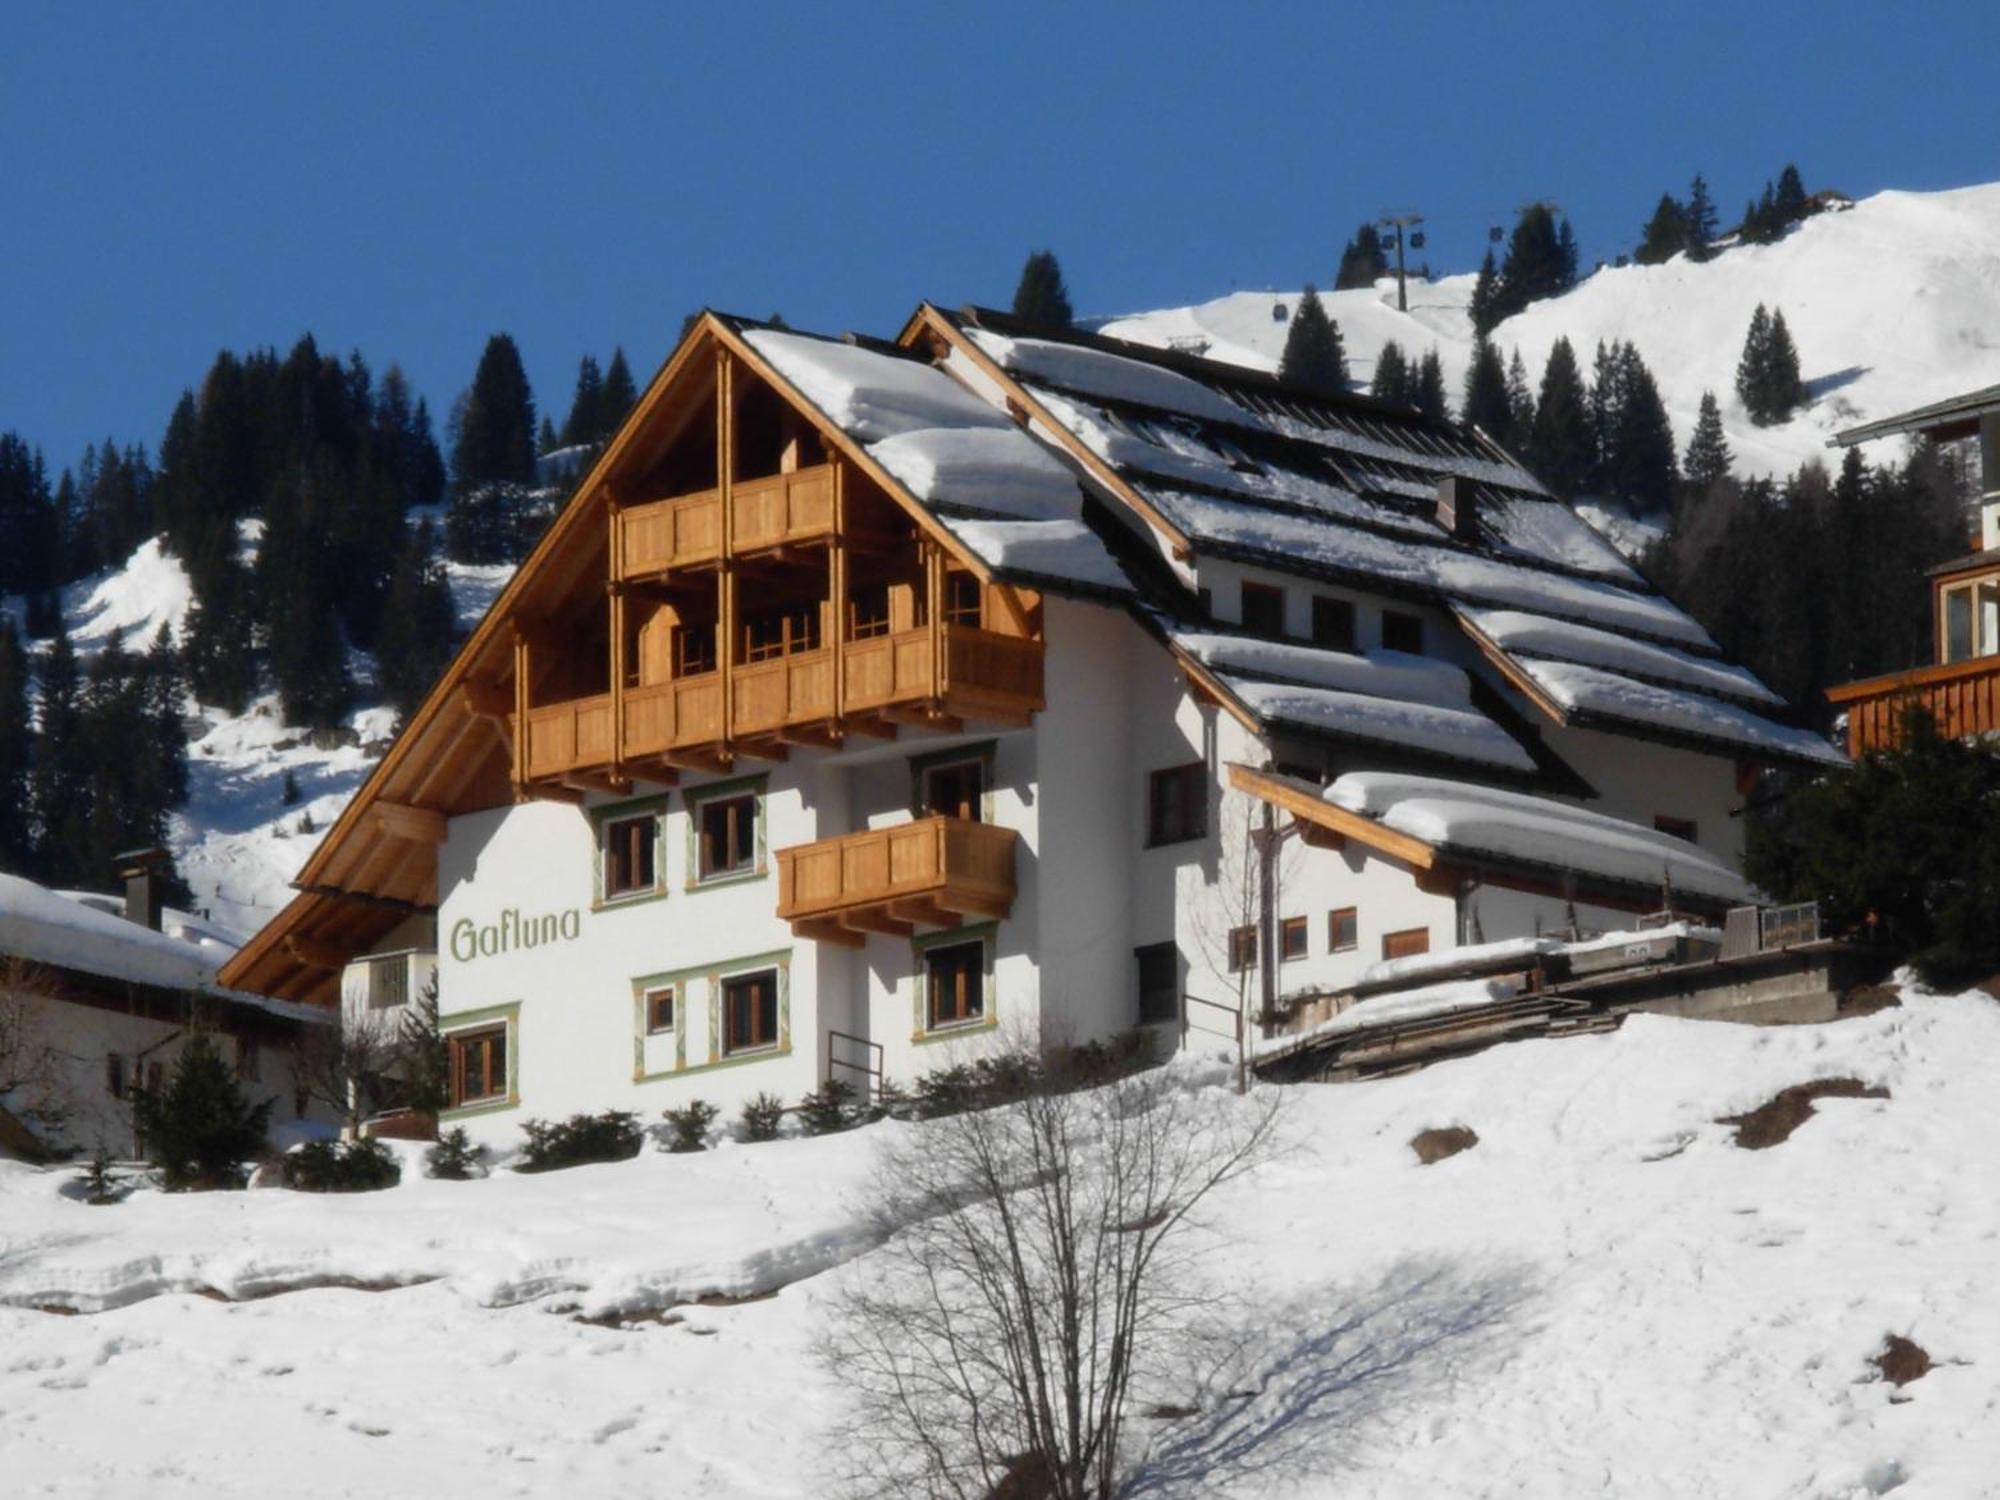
1835,383,2000,447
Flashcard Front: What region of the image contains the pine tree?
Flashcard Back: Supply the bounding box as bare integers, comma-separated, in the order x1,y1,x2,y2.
31,627,91,884
562,354,604,447
1528,337,1594,500
1774,163,1808,225
1334,223,1389,290
1766,308,1805,421
1493,204,1576,323
1011,250,1074,327
1276,286,1346,390
1413,348,1449,423
1557,218,1579,289
1504,350,1536,452
447,334,538,564
375,518,459,725
182,552,259,714
600,348,638,435
1683,391,1733,488
1634,193,1689,265
1601,343,1677,514
537,416,560,455
1371,341,1411,407
0,617,32,871
0,435,58,601
1736,303,1773,419
1461,338,1512,437
1685,173,1718,261
130,1030,273,1191
1468,249,1502,337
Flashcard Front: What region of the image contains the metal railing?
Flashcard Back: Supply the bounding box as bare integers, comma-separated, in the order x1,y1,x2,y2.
1180,992,1243,1047
827,1028,884,1101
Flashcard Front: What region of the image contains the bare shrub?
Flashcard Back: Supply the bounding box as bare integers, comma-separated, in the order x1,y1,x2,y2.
820,1058,1281,1499
0,959,72,1146
1410,1126,1478,1164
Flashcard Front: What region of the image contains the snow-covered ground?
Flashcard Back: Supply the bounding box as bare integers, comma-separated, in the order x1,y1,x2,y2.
4,986,1995,1496
1099,181,2000,486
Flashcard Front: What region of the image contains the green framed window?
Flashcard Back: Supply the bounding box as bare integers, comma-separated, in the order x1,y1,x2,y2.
684,774,769,889
590,794,669,906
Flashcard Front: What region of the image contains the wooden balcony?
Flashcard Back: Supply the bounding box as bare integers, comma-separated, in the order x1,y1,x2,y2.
520,622,1043,785
616,463,835,578
1826,653,2000,756
775,815,1017,944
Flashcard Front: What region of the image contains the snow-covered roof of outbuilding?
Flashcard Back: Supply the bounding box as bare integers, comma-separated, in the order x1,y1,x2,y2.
0,873,326,1025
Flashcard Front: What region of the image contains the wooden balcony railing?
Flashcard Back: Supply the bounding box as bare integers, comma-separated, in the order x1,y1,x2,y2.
616,463,835,578
775,815,1017,941
520,623,1043,785
1826,653,2000,756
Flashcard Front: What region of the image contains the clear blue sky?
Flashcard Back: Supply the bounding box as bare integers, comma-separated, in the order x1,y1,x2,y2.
4,0,1995,470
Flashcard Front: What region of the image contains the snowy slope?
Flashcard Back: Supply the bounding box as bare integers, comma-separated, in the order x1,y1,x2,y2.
6,537,516,936
1,986,1995,1495
1099,181,2000,485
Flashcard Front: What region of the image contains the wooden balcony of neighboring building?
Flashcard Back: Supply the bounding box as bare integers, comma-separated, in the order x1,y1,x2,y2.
774,815,1017,945
1827,653,2000,757
518,622,1045,785
616,463,836,578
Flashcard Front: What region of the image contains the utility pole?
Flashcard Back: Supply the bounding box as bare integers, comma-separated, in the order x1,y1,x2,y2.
1377,212,1425,313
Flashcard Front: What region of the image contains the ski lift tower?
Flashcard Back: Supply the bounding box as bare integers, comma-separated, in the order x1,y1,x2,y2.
1377,212,1425,313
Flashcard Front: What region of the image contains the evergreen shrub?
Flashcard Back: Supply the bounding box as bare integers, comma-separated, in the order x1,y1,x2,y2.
517,1110,644,1171
425,1126,484,1180
738,1091,786,1143
797,1078,857,1136
662,1100,718,1154
283,1136,402,1193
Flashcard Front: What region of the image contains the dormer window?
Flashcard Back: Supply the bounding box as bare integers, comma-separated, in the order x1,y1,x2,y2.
1937,570,2000,664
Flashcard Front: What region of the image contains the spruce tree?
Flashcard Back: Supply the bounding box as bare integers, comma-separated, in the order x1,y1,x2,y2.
1601,344,1677,514
1634,193,1688,265
0,618,32,871
31,627,91,884
1467,249,1502,336
1276,286,1346,390
448,334,538,564
537,416,560,456
1504,350,1537,452
1766,308,1805,421
562,354,604,447
1774,163,1808,225
1736,303,1773,419
1461,337,1512,437
1413,348,1449,423
1334,223,1389,290
1371,341,1411,407
1528,336,1594,500
1494,204,1575,322
131,1030,273,1190
600,348,638,435
1683,391,1733,488
375,518,459,725
1685,173,1718,261
1011,250,1074,327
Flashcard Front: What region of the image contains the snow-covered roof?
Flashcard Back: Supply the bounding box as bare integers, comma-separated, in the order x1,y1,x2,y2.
740,327,1137,600
1323,771,1758,905
1173,627,1536,773
1455,605,1843,768
0,873,325,1025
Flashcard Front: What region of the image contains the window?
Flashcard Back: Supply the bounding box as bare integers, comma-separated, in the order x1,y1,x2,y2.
1940,577,2000,663
1148,763,1208,846
367,954,410,1010
105,1052,125,1100
1381,927,1430,961
449,1026,508,1107
1312,595,1356,652
678,623,717,676
849,584,891,640
1329,907,1358,953
722,969,780,1054
922,758,984,822
1280,916,1309,962
1382,610,1424,654
1227,924,1258,972
697,793,758,881
644,987,676,1035
1135,942,1179,1024
1944,586,1973,662
1240,581,1286,637
943,572,982,627
926,942,986,1029
602,813,659,899
1654,814,1698,843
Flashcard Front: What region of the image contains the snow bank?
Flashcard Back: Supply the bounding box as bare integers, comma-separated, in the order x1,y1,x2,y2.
4,993,1997,1495
967,327,1264,430
1524,658,1844,765
869,426,1081,521
1326,770,1757,902
1459,605,1782,705
745,329,1010,443
1255,977,1521,1057
1357,935,1559,989
948,518,1133,595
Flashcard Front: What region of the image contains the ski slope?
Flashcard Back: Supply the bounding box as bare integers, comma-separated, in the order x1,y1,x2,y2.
2,985,1995,1496
1099,181,2000,484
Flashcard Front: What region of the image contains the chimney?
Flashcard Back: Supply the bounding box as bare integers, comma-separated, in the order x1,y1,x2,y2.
1435,477,1478,541
115,846,171,932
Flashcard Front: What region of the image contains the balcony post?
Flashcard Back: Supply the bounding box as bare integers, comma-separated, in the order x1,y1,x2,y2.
831,458,846,729
718,349,736,755
607,486,626,781
926,540,945,700
511,628,530,794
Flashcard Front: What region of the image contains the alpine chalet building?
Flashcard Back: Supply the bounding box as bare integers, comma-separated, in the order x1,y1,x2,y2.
219,307,1841,1137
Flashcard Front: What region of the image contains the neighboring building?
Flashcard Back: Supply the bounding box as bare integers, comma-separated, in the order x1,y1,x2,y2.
1827,384,2000,754
0,853,330,1157
218,308,1838,1141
